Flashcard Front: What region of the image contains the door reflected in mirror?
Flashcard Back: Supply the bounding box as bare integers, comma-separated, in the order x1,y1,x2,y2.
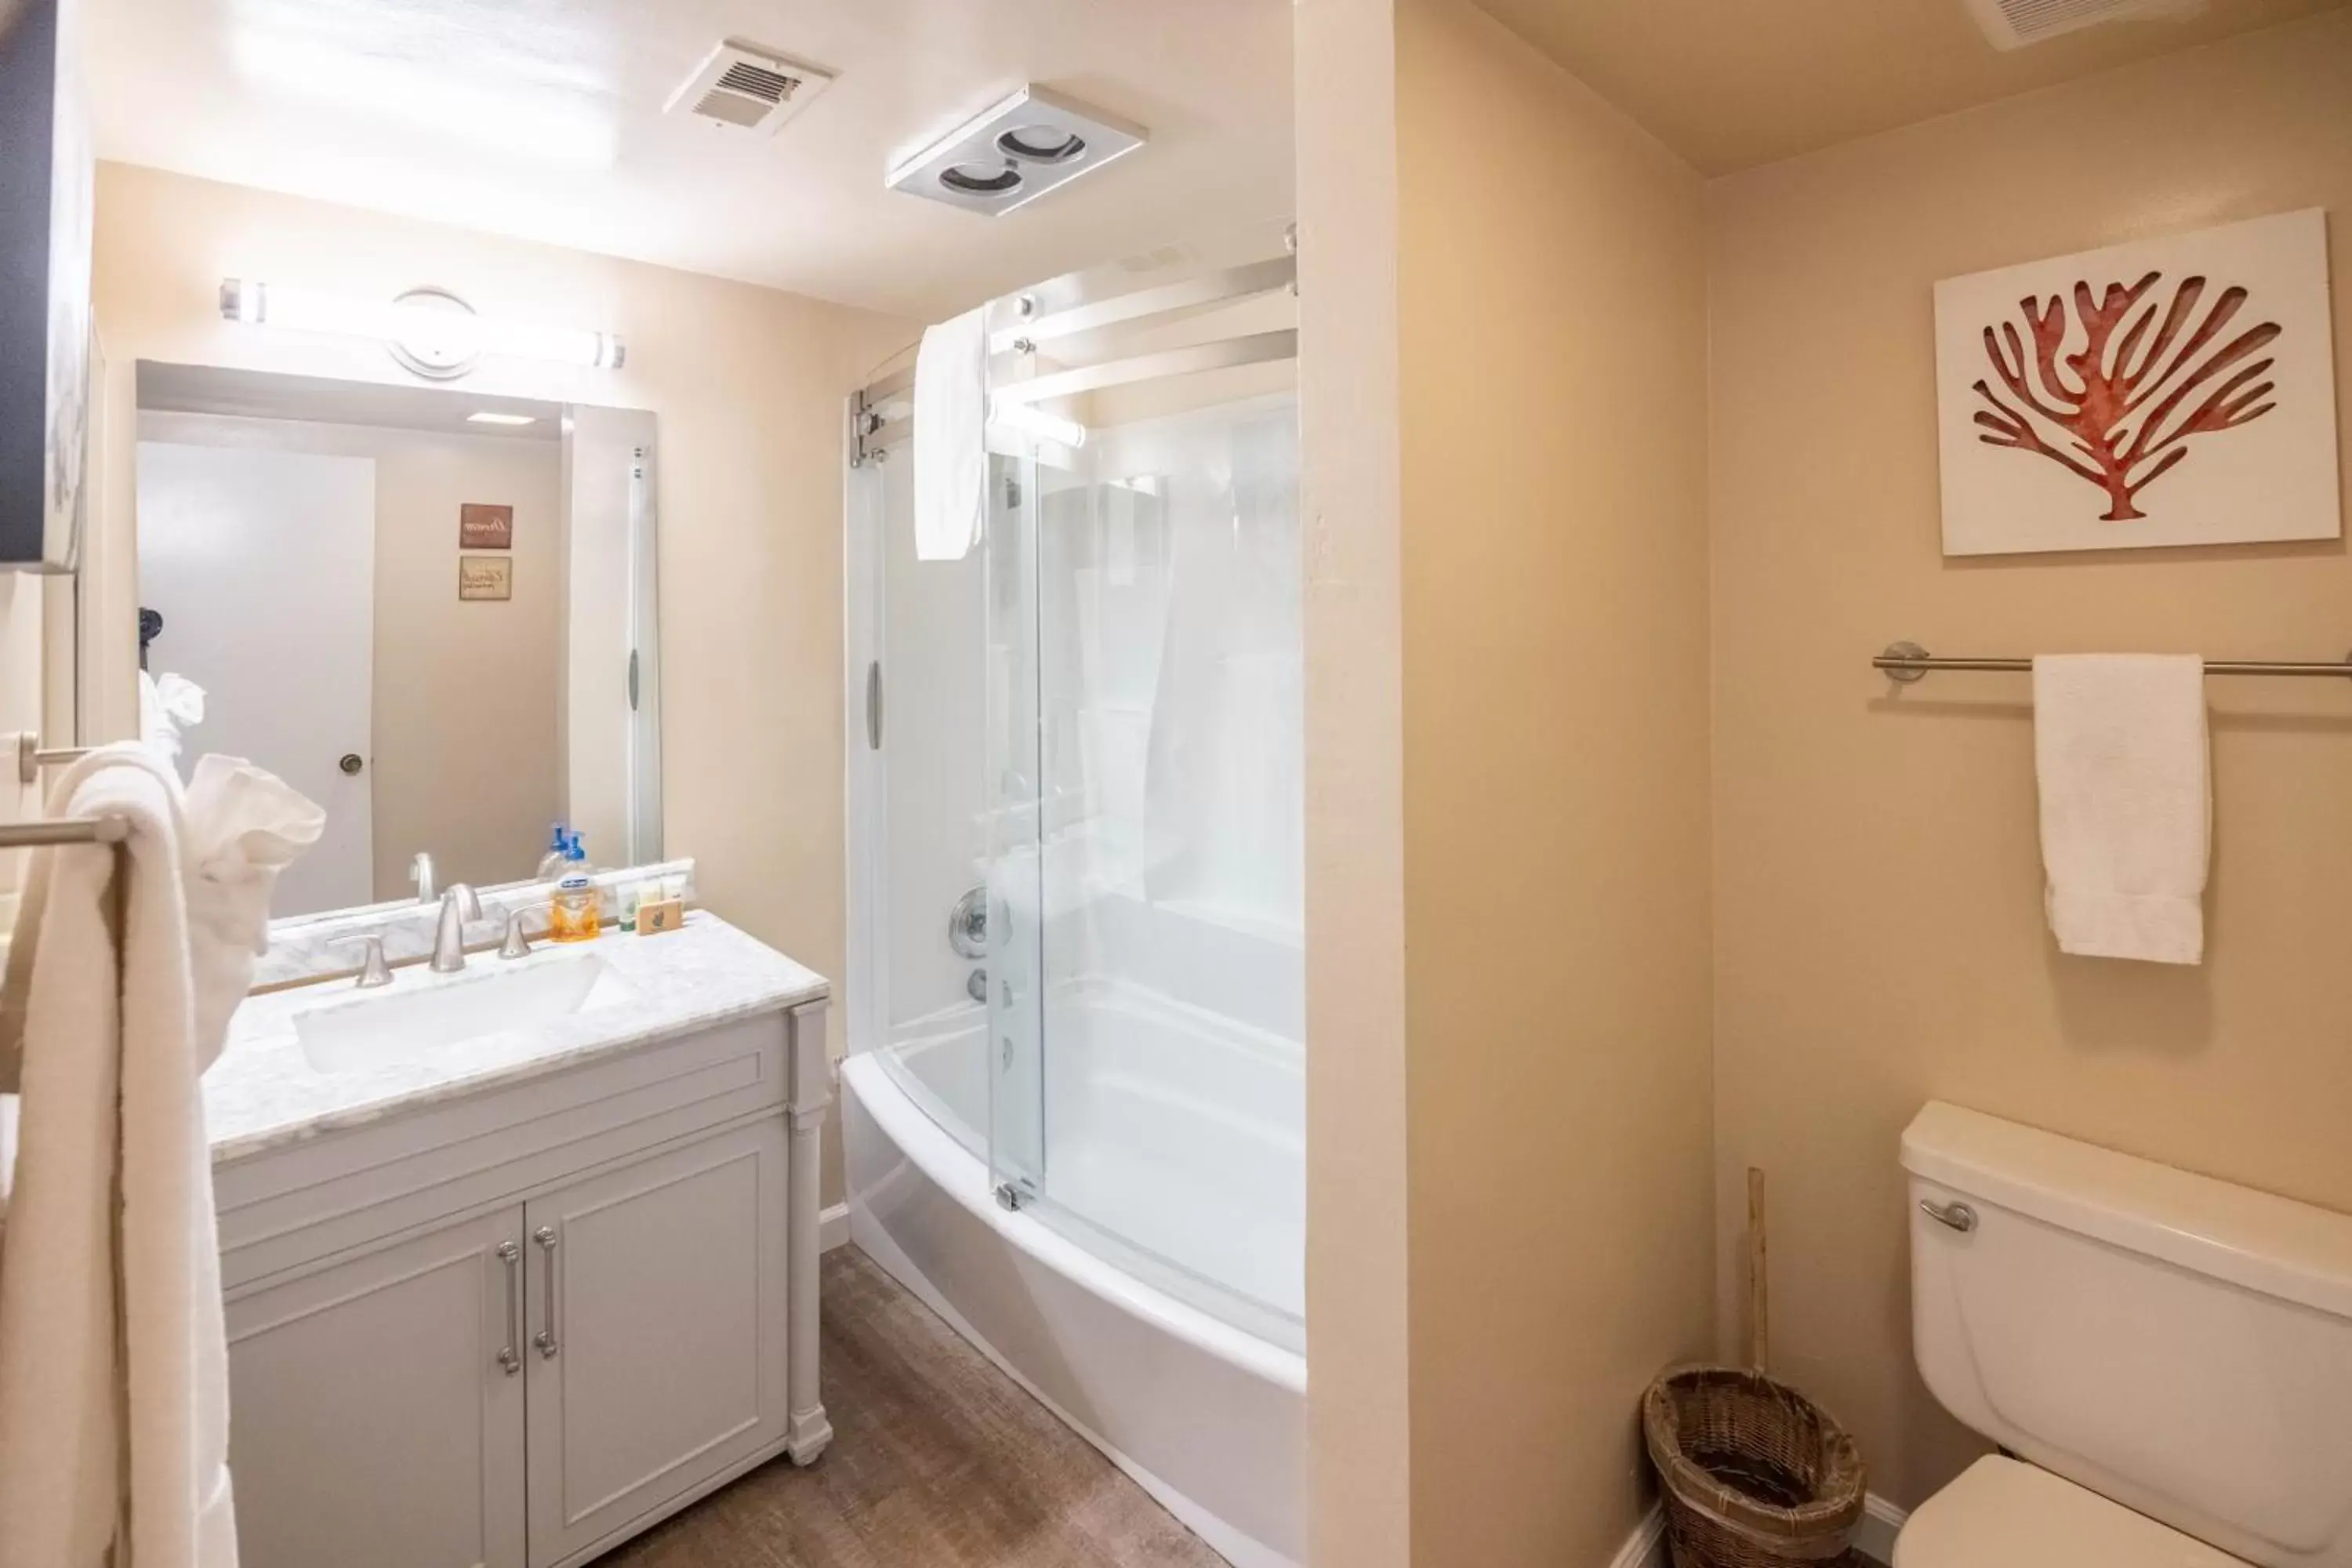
132,363,660,920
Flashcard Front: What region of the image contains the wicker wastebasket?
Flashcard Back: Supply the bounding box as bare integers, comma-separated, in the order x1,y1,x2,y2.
1642,1366,1866,1568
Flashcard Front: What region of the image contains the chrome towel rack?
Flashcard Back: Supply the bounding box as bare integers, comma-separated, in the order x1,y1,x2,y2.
1875,641,2352,684
0,815,130,848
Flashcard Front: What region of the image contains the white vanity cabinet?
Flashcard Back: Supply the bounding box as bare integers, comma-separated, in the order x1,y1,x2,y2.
521,1118,788,1566
227,1206,530,1568
215,997,833,1568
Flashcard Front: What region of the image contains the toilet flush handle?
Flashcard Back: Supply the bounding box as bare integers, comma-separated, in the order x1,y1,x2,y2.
1920,1199,1978,1233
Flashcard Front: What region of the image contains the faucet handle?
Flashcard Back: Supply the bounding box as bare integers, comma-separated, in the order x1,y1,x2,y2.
498,909,537,960
328,932,393,989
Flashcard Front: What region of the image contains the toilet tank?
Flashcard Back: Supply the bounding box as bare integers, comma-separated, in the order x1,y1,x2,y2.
1904,1102,2352,1568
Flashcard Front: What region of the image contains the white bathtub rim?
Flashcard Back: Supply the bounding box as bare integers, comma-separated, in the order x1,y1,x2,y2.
841,1051,1308,1396
848,1199,1301,1568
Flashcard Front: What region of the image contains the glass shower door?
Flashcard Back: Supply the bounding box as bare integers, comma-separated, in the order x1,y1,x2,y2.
977,231,1306,1340
858,230,1305,1344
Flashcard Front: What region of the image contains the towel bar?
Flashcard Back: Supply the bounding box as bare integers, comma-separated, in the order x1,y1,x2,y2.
1875,642,2352,683
0,815,130,848
10,731,91,785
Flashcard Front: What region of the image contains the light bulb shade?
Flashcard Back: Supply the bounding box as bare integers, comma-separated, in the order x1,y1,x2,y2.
218,278,624,375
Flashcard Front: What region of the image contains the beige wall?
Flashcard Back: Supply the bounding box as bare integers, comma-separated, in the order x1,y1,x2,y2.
1708,11,2352,1510
1398,0,1718,1559
136,411,563,900
1301,0,1719,1555
91,163,910,1201
1294,0,1413,1561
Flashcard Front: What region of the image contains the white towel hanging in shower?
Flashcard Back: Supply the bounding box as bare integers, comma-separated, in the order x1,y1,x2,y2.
914,308,986,563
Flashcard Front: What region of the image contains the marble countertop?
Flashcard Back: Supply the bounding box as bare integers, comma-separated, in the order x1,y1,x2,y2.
207,911,829,1164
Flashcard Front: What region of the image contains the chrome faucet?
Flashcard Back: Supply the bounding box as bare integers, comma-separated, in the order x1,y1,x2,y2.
410,851,437,904
431,884,483,972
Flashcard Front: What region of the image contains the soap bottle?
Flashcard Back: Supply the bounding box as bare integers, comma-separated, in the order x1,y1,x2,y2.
550,835,600,942
535,823,571,882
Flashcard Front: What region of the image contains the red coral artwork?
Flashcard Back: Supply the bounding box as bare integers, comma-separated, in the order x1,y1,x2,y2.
1970,273,2281,521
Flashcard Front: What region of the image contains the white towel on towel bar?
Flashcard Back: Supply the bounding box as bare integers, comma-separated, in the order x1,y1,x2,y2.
0,746,320,1568
2032,655,2210,965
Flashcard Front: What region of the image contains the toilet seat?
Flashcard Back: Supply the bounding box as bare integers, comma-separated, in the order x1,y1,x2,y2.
1893,1457,2249,1568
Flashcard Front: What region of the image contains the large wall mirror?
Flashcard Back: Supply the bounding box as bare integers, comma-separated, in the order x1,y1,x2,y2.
132,363,659,920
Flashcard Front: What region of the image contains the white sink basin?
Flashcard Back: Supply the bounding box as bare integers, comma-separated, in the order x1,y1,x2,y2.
296,953,636,1074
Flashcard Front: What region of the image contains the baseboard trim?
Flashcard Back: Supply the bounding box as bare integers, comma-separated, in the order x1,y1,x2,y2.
1853,1492,1908,1564
1611,1492,1906,1568
1610,1506,1668,1568
819,1201,851,1254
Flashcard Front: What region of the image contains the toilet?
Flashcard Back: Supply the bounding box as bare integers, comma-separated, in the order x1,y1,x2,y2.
1896,1102,2352,1568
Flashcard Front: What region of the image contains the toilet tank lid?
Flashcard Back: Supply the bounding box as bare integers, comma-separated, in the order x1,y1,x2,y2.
1901,1102,2352,1320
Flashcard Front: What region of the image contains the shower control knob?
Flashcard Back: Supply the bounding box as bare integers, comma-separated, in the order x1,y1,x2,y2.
949,887,988,958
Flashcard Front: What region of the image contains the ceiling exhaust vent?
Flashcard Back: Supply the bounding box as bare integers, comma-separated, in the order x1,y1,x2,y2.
665,40,834,135
886,85,1147,217
1961,0,2204,50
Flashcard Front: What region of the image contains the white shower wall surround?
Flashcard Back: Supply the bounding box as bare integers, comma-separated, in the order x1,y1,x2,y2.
1038,396,1304,937
847,241,1305,1568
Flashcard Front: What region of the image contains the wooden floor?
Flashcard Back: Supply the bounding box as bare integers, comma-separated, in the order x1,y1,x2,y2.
596,1247,1227,1568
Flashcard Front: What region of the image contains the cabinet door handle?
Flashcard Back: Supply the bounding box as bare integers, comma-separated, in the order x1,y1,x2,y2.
495,1240,522,1374
532,1225,560,1359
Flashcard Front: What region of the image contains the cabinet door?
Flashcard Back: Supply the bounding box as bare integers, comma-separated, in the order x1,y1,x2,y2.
227,1206,528,1568
523,1119,789,1567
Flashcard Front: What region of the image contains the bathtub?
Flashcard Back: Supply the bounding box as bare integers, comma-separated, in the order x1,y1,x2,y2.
842,981,1306,1568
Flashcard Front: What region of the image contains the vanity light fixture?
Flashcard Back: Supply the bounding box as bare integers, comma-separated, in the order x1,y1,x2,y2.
218,279,625,380
466,411,538,426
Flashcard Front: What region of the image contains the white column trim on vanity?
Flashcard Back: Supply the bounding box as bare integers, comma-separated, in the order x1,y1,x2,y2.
784,997,835,1464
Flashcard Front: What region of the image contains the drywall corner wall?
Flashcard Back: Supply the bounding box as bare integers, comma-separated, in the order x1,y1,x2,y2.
1707,9,2352,1509
1396,0,1716,1563
1295,0,1412,1563
0,574,43,925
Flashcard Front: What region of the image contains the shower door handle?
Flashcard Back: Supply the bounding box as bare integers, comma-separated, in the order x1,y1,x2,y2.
866,661,883,750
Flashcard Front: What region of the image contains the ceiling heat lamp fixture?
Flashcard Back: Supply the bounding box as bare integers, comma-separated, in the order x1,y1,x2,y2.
217,280,625,380
886,85,1146,216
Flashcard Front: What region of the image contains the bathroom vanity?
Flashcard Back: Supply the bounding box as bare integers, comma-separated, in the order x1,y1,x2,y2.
205,913,830,1568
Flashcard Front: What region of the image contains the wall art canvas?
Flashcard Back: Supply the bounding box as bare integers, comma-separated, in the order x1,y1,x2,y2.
459,502,512,549
458,555,511,601
1934,208,2338,557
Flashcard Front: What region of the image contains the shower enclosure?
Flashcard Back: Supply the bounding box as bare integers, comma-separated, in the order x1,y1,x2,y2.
841,230,1305,1567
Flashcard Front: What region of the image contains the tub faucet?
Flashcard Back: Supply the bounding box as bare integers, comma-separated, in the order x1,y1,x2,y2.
431,884,483,972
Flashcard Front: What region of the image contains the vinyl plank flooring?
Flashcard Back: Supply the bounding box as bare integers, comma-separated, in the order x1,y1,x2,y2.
593,1247,1227,1568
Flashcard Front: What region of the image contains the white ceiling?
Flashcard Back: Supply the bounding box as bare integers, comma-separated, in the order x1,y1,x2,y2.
83,0,1297,321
